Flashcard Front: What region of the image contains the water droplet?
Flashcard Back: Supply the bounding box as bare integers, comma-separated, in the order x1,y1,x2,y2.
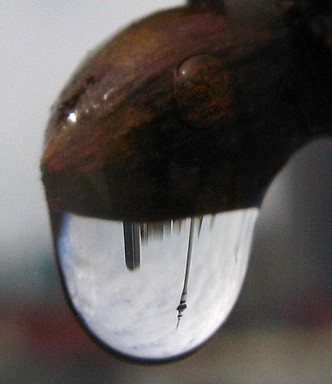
53,207,259,362
174,54,234,126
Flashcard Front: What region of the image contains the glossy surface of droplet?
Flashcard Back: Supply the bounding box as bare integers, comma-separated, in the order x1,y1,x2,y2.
55,207,259,362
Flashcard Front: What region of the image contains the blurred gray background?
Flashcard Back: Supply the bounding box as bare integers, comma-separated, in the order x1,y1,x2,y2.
1,1,331,383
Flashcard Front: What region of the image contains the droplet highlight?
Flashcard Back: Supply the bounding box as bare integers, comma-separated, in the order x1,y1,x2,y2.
66,111,78,124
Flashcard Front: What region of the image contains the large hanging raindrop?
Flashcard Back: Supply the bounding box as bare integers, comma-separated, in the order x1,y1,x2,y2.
41,0,332,363
55,209,258,361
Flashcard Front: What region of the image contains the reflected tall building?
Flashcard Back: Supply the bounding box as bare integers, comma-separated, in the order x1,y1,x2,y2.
176,219,195,328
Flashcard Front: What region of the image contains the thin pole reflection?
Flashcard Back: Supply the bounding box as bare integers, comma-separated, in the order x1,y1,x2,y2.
176,218,195,328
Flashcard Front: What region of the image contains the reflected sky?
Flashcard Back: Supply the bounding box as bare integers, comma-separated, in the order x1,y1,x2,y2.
57,208,259,361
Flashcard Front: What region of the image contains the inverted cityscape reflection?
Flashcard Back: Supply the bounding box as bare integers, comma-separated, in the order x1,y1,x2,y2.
57,208,259,362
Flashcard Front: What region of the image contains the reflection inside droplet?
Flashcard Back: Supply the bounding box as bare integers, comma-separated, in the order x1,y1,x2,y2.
55,208,259,362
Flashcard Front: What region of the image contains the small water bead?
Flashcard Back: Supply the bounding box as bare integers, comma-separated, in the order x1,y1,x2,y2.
174,55,234,127
55,207,259,362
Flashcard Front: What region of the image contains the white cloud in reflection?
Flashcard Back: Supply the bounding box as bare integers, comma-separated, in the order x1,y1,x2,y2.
58,208,259,360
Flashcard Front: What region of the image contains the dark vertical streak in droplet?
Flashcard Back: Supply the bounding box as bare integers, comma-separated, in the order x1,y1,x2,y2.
140,223,148,243
173,219,183,233
163,220,172,236
176,218,195,328
123,222,140,270
234,212,245,263
209,214,215,231
140,220,173,245
198,216,203,236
